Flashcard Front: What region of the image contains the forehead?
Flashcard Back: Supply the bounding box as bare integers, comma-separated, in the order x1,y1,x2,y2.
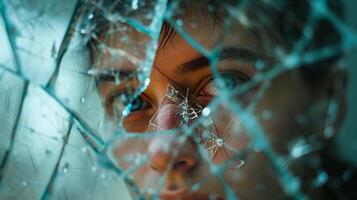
152,15,272,77
94,2,282,79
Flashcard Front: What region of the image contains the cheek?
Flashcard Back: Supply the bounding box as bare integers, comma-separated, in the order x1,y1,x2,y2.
223,152,286,199
252,72,314,154
112,137,150,170
133,165,162,192
123,112,153,132
199,103,251,167
112,137,164,191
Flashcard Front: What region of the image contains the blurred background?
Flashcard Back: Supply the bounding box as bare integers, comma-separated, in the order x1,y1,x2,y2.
336,0,357,167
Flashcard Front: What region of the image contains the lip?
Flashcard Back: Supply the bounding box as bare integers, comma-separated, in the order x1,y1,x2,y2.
160,188,221,200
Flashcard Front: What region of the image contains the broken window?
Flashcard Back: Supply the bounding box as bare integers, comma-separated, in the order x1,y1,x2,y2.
1,0,357,199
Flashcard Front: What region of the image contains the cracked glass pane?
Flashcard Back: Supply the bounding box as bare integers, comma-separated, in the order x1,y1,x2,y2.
1,0,357,200
0,70,26,165
0,16,16,71
0,85,71,199
1,0,79,86
44,121,131,200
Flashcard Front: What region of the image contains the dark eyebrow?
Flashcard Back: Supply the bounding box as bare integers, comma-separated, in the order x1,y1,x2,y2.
95,69,135,84
177,47,265,73
96,47,264,83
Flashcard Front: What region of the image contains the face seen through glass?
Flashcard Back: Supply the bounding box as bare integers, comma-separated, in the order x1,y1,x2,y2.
95,5,344,200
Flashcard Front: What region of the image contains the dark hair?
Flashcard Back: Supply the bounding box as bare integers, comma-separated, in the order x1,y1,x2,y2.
159,0,344,72
84,0,344,81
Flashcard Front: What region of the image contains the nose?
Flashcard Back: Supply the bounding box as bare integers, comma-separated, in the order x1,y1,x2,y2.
148,134,199,173
148,103,199,173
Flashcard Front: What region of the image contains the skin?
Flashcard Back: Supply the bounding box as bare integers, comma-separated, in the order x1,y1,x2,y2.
95,6,346,200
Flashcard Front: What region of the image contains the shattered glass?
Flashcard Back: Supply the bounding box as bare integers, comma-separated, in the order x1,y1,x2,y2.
1,0,357,200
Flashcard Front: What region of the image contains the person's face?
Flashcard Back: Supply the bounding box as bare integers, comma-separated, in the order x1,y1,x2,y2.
96,8,343,200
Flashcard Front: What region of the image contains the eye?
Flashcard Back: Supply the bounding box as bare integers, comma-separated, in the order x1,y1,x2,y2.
128,96,151,112
199,72,249,96
109,92,151,114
